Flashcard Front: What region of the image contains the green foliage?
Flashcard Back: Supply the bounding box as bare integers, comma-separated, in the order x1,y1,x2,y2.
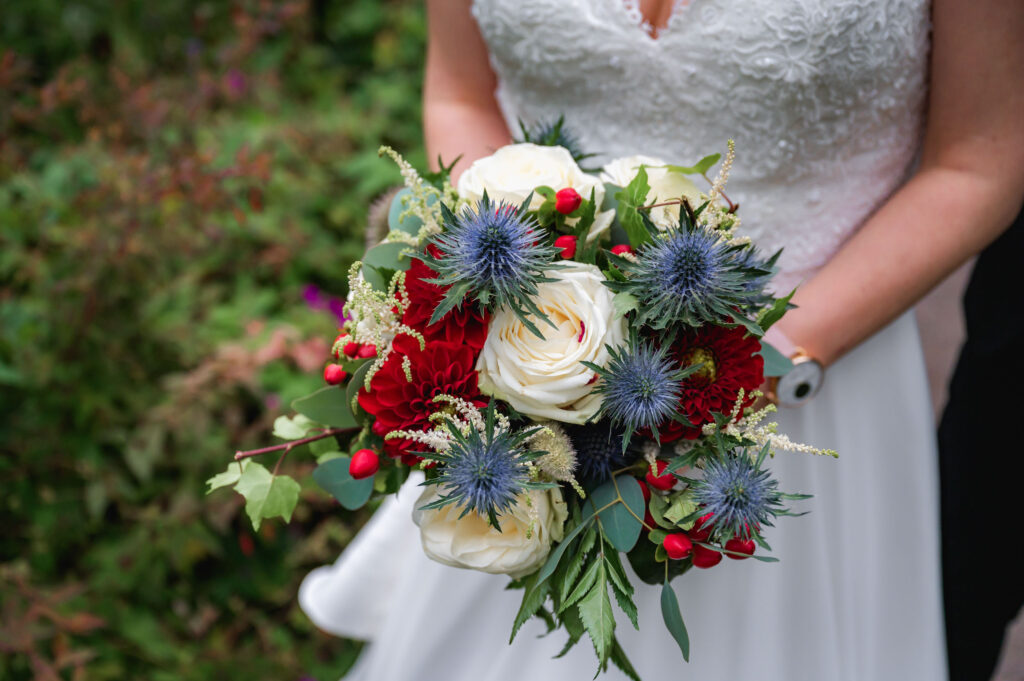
660,582,691,662
312,456,375,511
0,0,426,678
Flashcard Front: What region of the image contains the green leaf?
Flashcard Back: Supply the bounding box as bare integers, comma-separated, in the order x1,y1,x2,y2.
311,456,374,511
362,241,414,275
664,495,698,528
587,476,645,552
205,460,249,493
537,516,595,585
610,638,642,681
660,582,690,662
292,386,358,429
615,167,654,248
757,287,796,331
559,556,601,613
604,550,638,630
611,292,638,318
559,527,597,603
272,414,317,440
664,153,721,176
555,605,585,658
510,572,550,642
234,463,301,531
758,340,794,378
578,564,615,668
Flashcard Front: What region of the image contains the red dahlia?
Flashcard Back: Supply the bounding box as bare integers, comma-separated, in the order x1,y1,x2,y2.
661,325,764,441
358,334,485,462
401,257,488,350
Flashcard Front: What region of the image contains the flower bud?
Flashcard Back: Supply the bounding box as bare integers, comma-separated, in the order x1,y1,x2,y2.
645,460,675,491
357,343,377,359
610,244,633,256
663,532,693,560
349,449,380,480
554,187,583,214
691,543,723,568
724,537,756,559
323,364,347,385
554,234,577,259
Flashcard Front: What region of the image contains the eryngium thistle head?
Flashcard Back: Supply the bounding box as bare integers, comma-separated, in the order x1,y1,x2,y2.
564,421,640,483
583,337,688,450
607,217,772,330
517,116,591,163
426,195,561,338
690,452,783,540
420,405,552,529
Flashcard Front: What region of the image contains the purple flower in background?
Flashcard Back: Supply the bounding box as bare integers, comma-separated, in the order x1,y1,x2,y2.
225,68,247,96
302,284,349,325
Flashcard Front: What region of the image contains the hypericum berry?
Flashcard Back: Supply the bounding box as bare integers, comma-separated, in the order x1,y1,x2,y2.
342,342,360,358
688,512,714,542
724,537,756,559
323,364,347,385
554,234,577,259
691,543,723,568
554,187,583,214
332,333,347,358
638,479,651,503
349,449,380,480
610,244,633,256
645,460,676,491
663,533,693,560
357,343,377,359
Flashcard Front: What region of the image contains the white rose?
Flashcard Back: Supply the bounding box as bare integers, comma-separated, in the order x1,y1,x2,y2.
458,143,605,212
413,486,568,579
600,155,701,229
476,262,626,424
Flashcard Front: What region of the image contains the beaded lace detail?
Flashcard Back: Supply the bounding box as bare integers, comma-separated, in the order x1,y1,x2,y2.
470,0,930,289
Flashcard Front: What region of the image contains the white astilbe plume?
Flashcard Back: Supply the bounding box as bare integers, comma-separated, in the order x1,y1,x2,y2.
702,389,839,458
384,395,508,461
342,263,424,390
378,145,445,243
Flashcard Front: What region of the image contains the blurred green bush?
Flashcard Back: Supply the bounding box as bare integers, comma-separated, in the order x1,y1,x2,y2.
0,1,426,678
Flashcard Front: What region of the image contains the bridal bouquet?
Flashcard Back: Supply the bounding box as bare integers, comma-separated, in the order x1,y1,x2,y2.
208,129,835,677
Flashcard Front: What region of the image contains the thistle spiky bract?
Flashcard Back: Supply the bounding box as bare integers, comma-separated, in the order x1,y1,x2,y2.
419,403,554,530
516,115,594,164
582,333,698,452
424,194,562,338
564,421,640,483
606,205,773,331
689,448,785,541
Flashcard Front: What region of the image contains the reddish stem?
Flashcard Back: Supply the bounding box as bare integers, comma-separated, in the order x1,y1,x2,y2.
233,427,354,461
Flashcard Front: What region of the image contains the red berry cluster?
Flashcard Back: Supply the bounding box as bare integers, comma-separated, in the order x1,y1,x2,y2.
639,461,756,569
323,332,378,385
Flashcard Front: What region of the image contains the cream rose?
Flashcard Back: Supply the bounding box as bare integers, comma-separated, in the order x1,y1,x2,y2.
413,486,568,579
458,143,605,212
476,262,626,424
600,155,701,229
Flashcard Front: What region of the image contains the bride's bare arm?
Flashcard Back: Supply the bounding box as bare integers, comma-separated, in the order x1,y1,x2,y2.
424,0,512,179
778,0,1024,367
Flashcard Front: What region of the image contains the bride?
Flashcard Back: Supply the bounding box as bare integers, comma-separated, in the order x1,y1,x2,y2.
300,1,1024,679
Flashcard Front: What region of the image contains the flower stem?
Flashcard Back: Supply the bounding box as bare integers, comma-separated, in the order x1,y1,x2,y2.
233,427,355,461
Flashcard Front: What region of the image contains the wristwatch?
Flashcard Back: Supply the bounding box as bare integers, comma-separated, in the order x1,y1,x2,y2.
767,348,825,408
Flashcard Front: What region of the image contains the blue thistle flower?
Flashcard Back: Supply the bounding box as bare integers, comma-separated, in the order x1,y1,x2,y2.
564,421,641,483
689,451,784,540
420,404,553,530
583,335,697,450
606,210,771,330
426,195,561,338
516,116,593,164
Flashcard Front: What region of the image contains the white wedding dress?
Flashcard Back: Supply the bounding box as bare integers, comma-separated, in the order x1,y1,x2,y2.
300,0,947,679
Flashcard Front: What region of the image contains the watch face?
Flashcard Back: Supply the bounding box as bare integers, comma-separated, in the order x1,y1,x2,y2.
777,359,824,406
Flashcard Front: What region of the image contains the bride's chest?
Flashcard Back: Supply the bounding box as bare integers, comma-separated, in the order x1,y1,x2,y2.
472,0,930,98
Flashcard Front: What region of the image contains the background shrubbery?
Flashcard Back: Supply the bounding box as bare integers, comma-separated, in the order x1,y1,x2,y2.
0,1,425,678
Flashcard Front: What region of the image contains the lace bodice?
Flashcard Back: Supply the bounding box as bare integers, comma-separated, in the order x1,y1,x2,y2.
471,0,931,288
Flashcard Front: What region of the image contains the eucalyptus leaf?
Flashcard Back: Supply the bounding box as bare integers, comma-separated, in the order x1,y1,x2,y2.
758,340,794,377
387,188,427,236
312,456,374,510
660,582,690,662
664,153,721,176
362,241,414,277
293,386,358,429
587,476,645,552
